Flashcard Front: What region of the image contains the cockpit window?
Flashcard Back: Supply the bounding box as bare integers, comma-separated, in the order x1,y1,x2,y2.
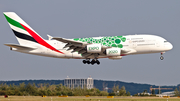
164,41,168,43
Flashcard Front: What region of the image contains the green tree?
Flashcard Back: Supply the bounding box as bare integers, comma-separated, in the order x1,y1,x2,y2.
109,92,115,96
38,90,47,96
119,86,126,96
25,83,38,95
1,83,8,90
0,90,6,95
99,91,108,96
174,88,179,96
112,84,119,93
19,83,26,92
47,89,52,96
126,91,131,96
0,82,114,96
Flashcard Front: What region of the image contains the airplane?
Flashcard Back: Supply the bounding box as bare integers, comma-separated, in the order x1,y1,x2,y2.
3,12,173,65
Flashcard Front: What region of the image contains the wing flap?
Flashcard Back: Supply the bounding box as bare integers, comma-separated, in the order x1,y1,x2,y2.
4,44,37,50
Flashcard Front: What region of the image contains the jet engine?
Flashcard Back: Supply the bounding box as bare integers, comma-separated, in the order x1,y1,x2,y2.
87,44,102,53
105,48,121,56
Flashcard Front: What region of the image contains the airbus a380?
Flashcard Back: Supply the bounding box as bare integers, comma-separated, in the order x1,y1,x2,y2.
3,12,173,65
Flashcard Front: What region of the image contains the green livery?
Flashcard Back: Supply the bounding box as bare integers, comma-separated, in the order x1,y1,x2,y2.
73,36,126,48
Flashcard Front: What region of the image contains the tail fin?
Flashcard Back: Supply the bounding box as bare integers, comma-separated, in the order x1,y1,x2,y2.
3,12,43,45
4,12,64,54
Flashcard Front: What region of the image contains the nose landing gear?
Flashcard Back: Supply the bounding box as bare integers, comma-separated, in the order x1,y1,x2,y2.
160,56,164,60
82,59,100,65
160,52,164,60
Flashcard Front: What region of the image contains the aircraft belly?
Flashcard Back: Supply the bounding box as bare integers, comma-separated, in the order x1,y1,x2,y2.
72,52,84,59
65,53,73,58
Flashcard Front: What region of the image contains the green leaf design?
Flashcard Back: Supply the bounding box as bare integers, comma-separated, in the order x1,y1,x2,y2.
117,36,122,38
111,44,117,47
115,39,121,44
118,44,123,48
74,38,79,41
121,37,126,42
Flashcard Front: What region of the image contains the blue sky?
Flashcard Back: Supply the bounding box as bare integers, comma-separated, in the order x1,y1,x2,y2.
0,0,179,86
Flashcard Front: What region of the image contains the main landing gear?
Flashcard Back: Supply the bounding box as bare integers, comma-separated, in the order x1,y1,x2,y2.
160,52,164,60
83,59,100,65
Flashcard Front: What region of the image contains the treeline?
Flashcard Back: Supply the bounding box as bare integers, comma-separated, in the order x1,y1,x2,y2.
109,85,131,96
1,80,178,95
0,83,130,96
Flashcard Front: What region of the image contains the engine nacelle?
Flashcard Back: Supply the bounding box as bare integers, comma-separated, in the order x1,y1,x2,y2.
87,44,102,53
105,48,121,56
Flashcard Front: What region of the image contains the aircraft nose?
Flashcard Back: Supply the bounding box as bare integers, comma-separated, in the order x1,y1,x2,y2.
165,42,173,51
169,42,173,50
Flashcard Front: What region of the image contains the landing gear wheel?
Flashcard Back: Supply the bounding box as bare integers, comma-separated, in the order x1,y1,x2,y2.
91,59,95,65
160,56,164,60
83,59,91,64
96,60,100,65
87,61,91,64
83,60,87,64
83,59,100,65
160,52,164,60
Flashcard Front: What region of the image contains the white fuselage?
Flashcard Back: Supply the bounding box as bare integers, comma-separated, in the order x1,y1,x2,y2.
12,35,173,59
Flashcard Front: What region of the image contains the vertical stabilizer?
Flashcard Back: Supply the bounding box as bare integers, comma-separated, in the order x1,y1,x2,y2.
3,12,43,45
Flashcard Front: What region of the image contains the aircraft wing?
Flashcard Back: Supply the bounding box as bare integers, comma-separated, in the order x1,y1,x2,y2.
53,37,110,48
53,37,89,46
4,44,37,50
53,37,110,57
53,37,135,58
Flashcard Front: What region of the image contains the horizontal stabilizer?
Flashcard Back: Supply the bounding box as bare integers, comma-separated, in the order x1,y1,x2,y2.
4,44,36,50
